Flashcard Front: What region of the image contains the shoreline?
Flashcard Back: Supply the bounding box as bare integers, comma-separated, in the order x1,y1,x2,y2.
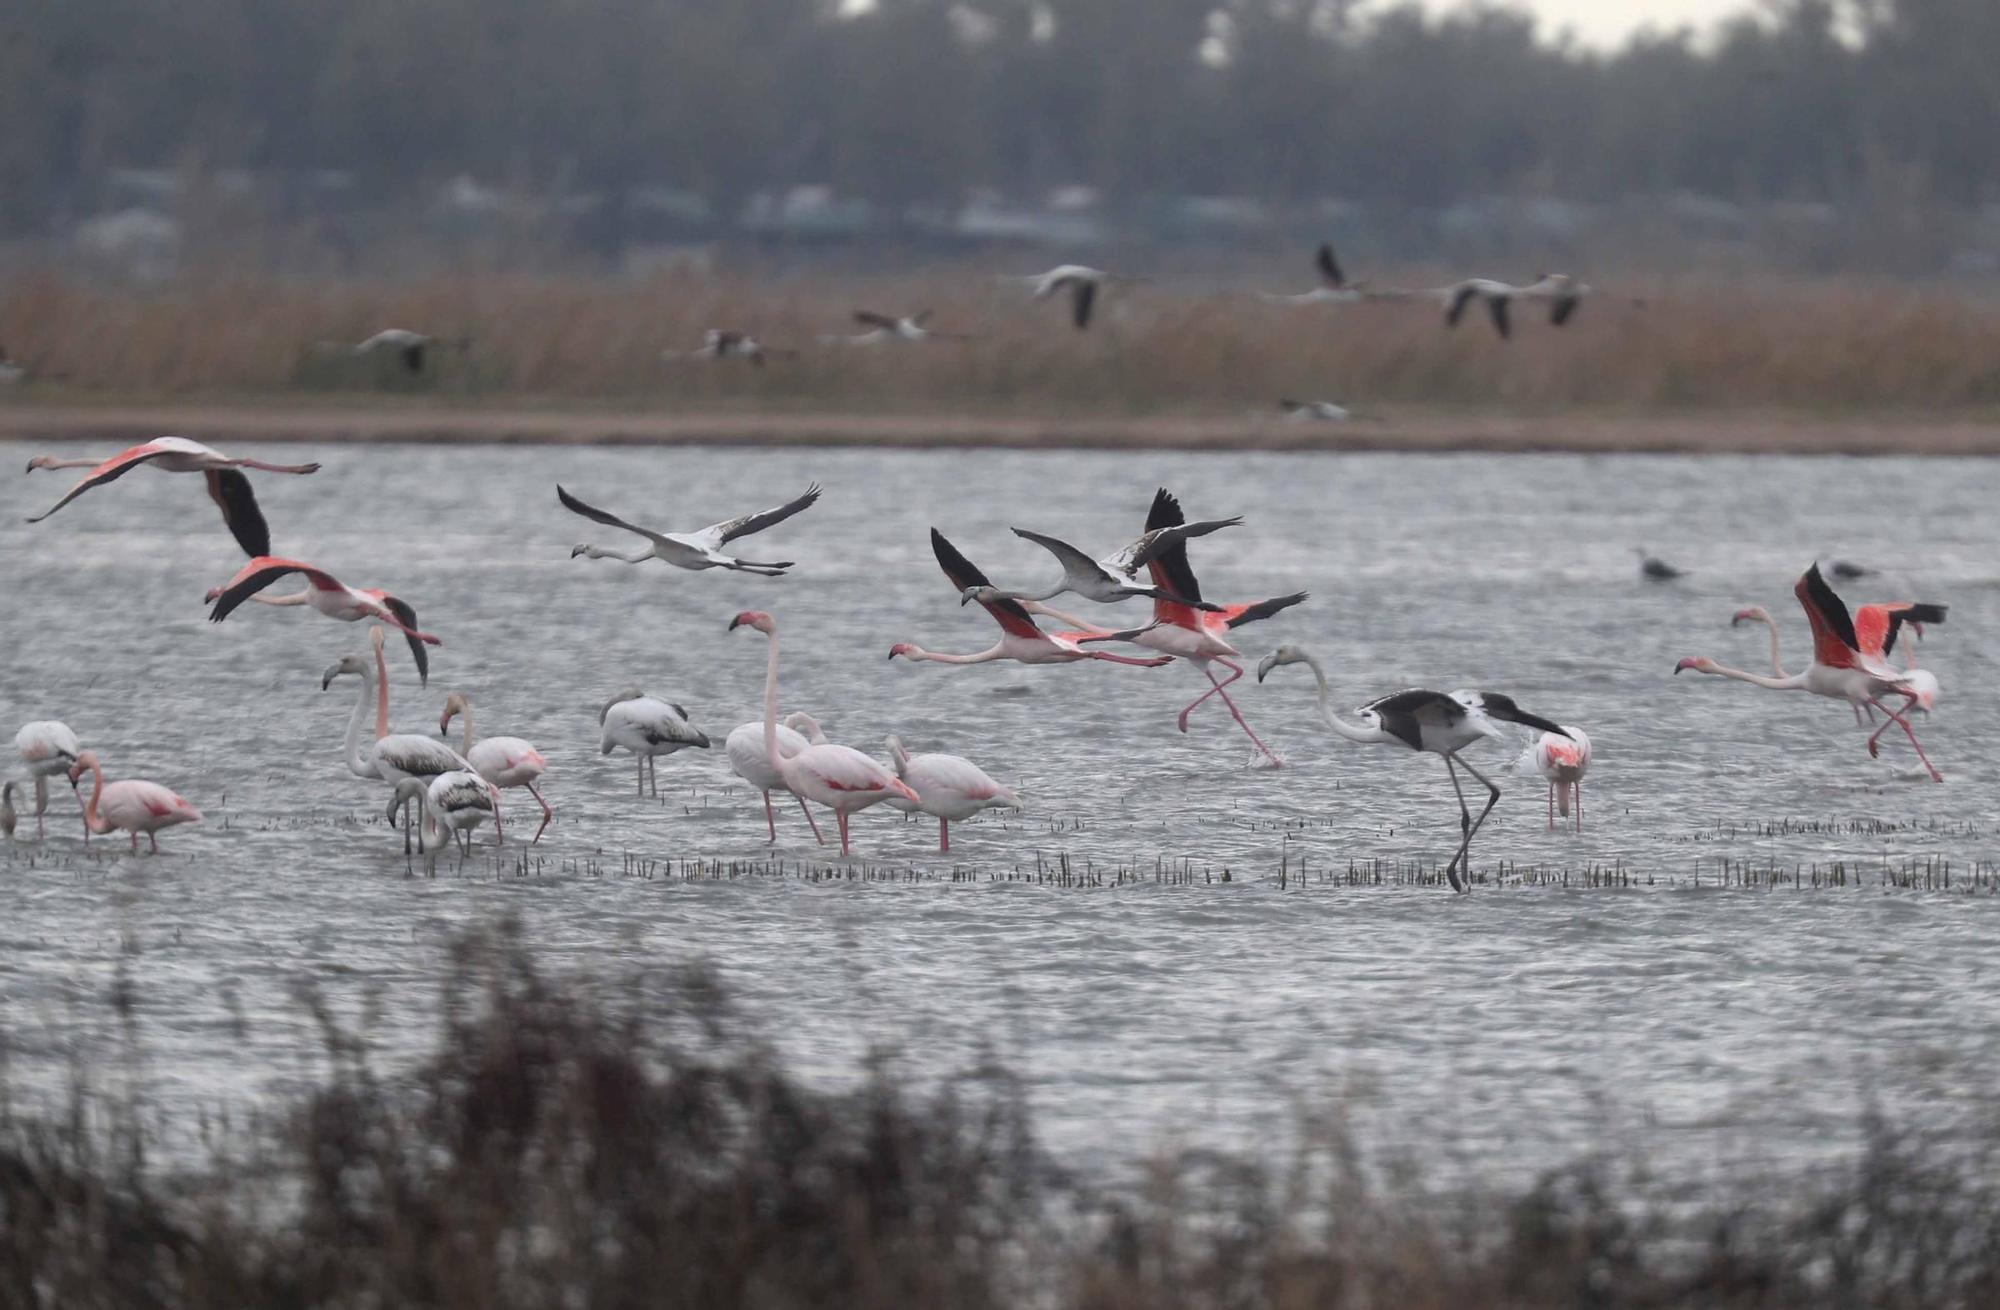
1,403,1998,455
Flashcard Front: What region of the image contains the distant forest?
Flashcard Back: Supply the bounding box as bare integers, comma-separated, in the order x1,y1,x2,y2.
1,0,1995,236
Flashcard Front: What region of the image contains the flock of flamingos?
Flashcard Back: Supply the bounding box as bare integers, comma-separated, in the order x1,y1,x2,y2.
1,433,1950,890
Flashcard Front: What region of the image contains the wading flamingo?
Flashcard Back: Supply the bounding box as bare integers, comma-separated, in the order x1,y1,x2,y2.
1258,646,1572,892
1531,727,1592,832
67,751,202,853
726,715,825,844
208,556,440,683
14,720,86,841
1676,564,1942,781
1071,488,1305,766
890,530,1176,668
730,611,917,856
441,692,551,843
386,774,492,871
599,690,709,796
560,482,821,575
25,436,319,556
323,628,476,784
884,735,1019,853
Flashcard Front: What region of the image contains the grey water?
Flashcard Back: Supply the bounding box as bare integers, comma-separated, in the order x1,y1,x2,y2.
4,439,2000,1183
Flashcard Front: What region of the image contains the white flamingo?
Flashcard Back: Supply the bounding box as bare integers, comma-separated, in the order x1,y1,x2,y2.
560,482,821,576
323,628,476,785
726,714,824,844
1257,646,1572,892
1530,727,1593,832
386,773,495,866
1261,242,1373,304
440,692,552,843
13,719,86,841
599,690,709,796
730,610,917,856
67,750,202,853
25,436,320,557
884,735,1019,853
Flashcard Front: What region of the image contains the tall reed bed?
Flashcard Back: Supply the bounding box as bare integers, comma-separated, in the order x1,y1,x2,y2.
4,268,2000,413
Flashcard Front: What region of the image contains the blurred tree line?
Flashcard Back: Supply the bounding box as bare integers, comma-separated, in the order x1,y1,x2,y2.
0,0,1995,237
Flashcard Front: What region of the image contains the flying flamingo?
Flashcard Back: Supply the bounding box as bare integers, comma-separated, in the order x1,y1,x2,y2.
386,773,494,868
1530,727,1592,832
1068,488,1306,766
1731,597,1945,721
208,556,440,683
730,611,917,856
883,735,1019,853
960,507,1240,610
560,482,821,575
1008,265,1143,330
599,690,709,796
1427,274,1590,338
889,530,1176,668
25,436,320,556
726,714,825,844
1676,564,1942,781
440,692,551,843
1258,646,1572,892
323,628,478,785
1260,242,1375,305
822,310,972,346
67,751,202,853
14,720,86,841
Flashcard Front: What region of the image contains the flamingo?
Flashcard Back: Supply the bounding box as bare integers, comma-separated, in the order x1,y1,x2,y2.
1009,265,1139,330
25,436,320,556
962,511,1238,610
1530,727,1593,831
1675,564,1942,781
889,530,1175,668
560,482,821,575
726,713,825,844
822,310,971,346
883,735,1019,853
1068,488,1306,765
66,751,202,853
440,692,552,843
599,690,709,796
208,556,440,684
1422,274,1586,339
386,773,494,866
664,329,790,366
730,611,917,856
1261,242,1374,304
353,329,437,374
323,628,477,785
1257,646,1571,892
13,720,86,841
1731,596,1945,720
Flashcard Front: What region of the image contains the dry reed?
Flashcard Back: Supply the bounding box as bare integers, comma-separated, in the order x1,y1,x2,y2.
5,268,2000,414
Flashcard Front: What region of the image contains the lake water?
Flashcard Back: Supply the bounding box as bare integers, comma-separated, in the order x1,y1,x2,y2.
4,439,1999,1182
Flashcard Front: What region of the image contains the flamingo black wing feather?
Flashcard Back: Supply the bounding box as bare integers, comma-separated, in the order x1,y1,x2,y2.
382,595,430,686
206,469,271,556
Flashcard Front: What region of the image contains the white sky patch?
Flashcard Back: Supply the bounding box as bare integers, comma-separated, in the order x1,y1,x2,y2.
1377,0,1755,48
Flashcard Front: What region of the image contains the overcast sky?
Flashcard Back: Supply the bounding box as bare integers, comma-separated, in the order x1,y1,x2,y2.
1394,0,1755,47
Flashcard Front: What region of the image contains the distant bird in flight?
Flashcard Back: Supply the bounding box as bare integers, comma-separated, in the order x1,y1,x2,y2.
353,329,439,374
1278,399,1357,423
1429,274,1586,339
25,436,320,556
1635,548,1686,581
664,329,789,366
1010,265,1136,330
1261,242,1374,305
560,482,821,575
823,310,969,346
1829,559,1875,581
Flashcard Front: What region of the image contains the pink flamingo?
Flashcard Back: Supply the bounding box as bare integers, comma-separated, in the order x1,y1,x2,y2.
731,611,917,856
1530,727,1592,831
206,555,440,683
13,719,87,841
66,751,202,852
1732,596,1944,724
1677,564,1941,781
441,693,552,843
1070,488,1304,766
884,735,1019,853
888,530,1175,668
26,436,319,556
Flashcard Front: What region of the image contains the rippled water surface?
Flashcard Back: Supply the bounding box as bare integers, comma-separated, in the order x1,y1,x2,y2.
5,439,2000,1178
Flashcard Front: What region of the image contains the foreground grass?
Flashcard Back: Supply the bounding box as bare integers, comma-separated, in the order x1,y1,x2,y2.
5,268,2000,417
4,923,2000,1308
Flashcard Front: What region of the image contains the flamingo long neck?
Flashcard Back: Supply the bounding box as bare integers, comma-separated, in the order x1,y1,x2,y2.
374,640,390,740
1025,602,1108,634
903,644,1003,666
886,735,911,775
1747,613,1787,676
1703,663,1807,691
1299,655,1387,744
341,667,378,778
35,456,100,470
993,583,1065,604
455,703,476,755
761,628,785,774
77,756,111,834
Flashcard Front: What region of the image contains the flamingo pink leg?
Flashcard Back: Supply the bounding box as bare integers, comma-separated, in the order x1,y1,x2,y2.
836,810,852,857
1175,660,1242,732
1575,783,1583,832
1865,697,1943,782
525,782,552,843
1547,783,1555,831
796,795,825,845
763,791,778,841
1197,660,1281,766
1086,651,1171,667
